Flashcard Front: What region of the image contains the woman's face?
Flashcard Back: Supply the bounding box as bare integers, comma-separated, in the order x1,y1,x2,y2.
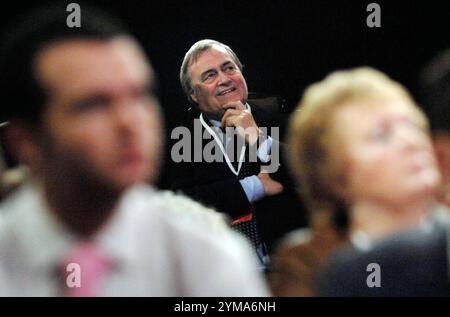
331,99,441,207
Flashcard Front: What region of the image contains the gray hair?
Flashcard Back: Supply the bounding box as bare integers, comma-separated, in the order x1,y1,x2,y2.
179,39,243,103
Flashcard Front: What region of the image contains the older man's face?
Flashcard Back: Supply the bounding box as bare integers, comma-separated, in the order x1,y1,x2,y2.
33,37,162,192
188,45,248,120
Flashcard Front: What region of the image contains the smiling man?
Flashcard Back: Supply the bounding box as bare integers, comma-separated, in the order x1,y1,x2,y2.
0,7,268,296
167,40,307,265
187,45,249,120
186,43,262,146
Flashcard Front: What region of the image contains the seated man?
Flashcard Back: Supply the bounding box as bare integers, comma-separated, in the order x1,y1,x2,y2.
166,39,307,262
0,5,269,296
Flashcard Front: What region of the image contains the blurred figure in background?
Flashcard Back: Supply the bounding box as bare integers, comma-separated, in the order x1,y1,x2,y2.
318,54,450,297
0,5,268,296
270,67,441,296
419,50,450,208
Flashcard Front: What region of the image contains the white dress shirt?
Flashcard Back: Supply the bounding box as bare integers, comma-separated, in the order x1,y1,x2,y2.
0,181,270,296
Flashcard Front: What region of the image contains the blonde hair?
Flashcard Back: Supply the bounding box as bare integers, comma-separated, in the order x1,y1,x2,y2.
287,67,428,230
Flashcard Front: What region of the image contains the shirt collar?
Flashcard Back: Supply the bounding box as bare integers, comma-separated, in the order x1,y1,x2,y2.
2,180,76,274
92,184,159,269
3,180,154,274
350,230,374,252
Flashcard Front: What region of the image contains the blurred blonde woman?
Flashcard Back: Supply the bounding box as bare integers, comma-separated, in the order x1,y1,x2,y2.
269,67,441,296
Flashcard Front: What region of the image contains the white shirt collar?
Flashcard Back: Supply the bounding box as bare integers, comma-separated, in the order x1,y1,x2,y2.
1,180,155,274
0,181,75,273
350,230,374,252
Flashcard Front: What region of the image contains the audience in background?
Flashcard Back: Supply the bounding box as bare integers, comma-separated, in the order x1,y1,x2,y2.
419,50,450,208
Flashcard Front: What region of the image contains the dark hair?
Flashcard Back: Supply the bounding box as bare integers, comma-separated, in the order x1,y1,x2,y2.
0,3,129,126
418,50,450,133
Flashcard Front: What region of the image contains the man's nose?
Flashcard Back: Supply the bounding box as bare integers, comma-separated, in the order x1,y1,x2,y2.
112,99,141,131
217,70,232,85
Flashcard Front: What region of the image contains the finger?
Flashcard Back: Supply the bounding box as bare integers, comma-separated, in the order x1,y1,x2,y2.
221,109,241,127
223,109,242,117
240,110,257,125
222,115,239,128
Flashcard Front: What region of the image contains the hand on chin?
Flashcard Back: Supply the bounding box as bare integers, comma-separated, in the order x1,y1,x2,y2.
222,100,246,111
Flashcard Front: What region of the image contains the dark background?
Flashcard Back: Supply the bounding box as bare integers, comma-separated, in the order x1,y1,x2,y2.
1,0,449,128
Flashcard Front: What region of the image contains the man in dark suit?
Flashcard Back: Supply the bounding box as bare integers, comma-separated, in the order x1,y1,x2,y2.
166,39,307,259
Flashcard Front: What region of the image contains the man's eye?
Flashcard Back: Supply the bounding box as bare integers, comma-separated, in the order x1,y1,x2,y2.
203,73,216,82
225,65,236,73
72,96,110,113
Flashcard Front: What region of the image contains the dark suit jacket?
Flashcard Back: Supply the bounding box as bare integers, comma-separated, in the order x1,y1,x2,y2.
162,104,307,253
319,222,450,297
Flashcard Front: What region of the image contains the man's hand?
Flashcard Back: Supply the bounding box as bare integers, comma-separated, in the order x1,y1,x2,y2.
221,101,261,145
258,172,284,196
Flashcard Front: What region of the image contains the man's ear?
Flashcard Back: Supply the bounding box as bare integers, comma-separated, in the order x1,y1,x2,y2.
190,92,198,104
4,121,43,169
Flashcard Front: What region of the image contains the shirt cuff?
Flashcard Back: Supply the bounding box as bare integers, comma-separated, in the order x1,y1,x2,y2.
257,136,272,163
239,175,265,203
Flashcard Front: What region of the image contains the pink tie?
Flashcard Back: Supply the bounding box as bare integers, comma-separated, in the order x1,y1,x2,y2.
61,241,113,297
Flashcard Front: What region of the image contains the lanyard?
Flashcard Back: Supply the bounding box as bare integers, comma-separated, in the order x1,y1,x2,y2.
199,113,246,176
